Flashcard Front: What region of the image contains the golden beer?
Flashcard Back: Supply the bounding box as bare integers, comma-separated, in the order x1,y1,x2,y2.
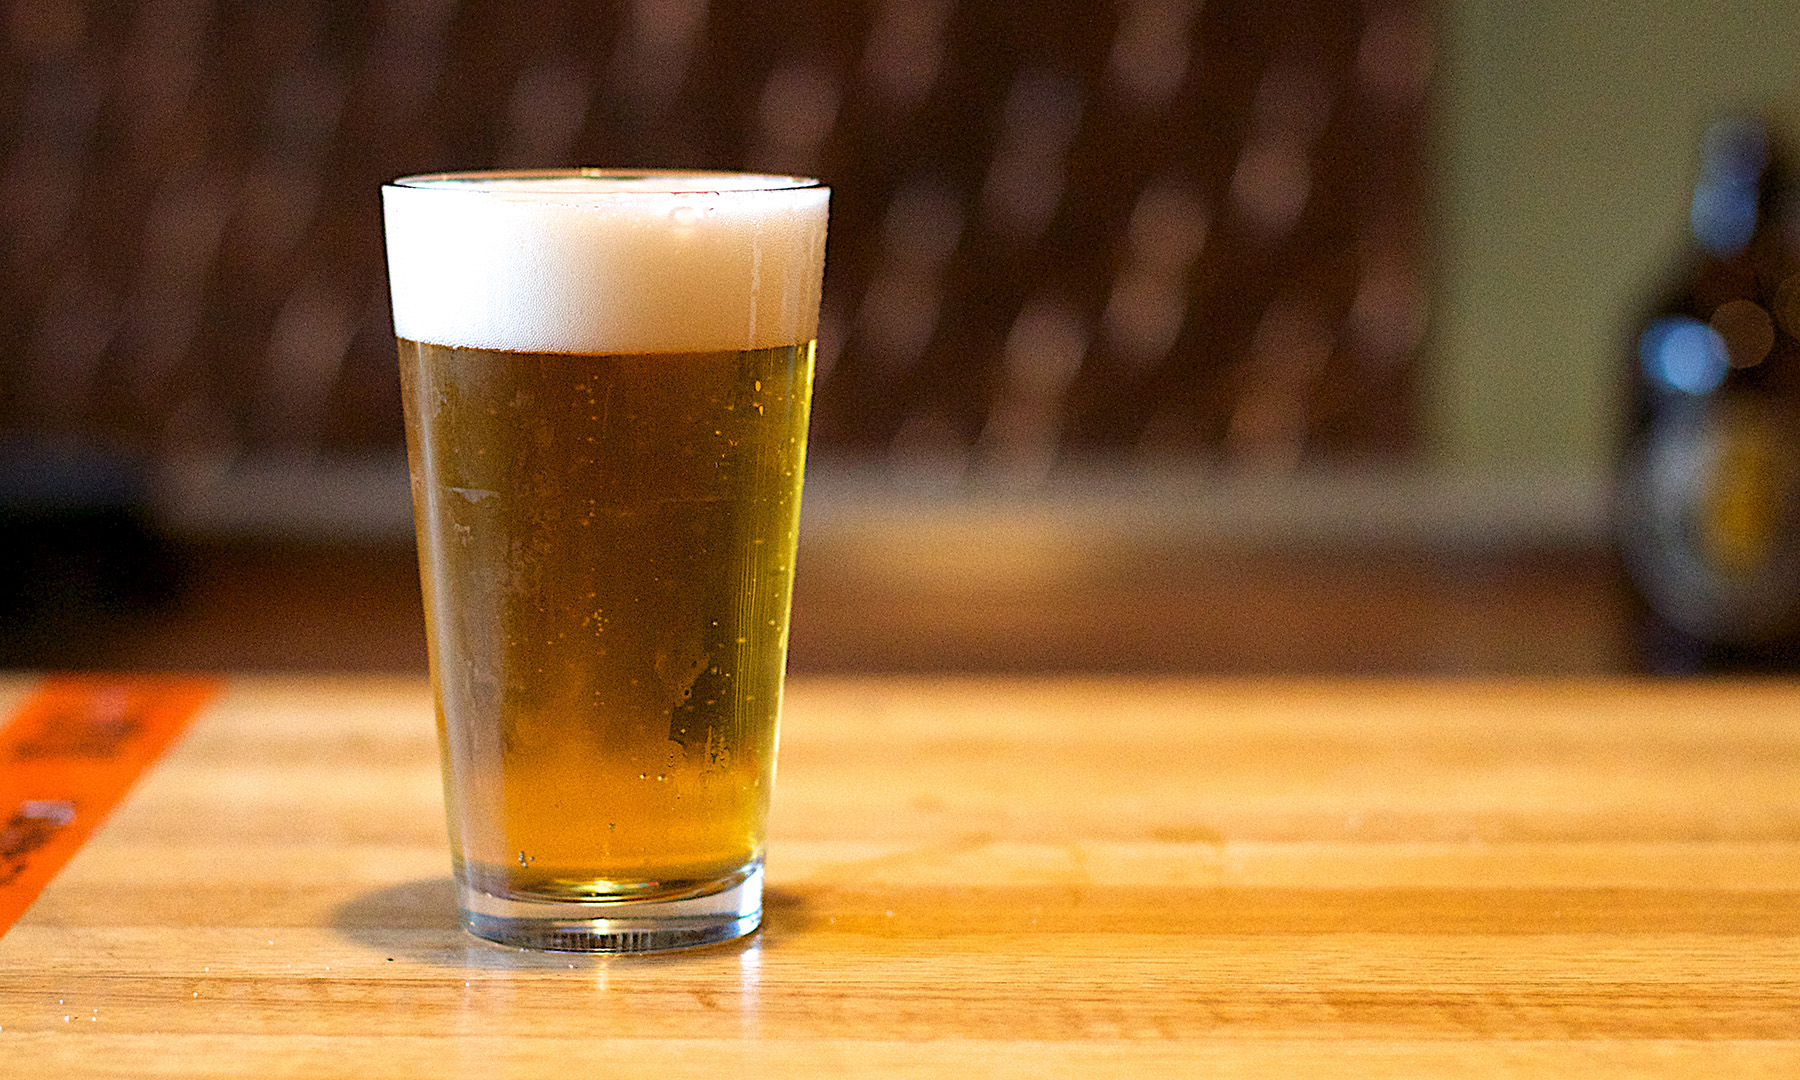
399,340,811,900
383,170,828,950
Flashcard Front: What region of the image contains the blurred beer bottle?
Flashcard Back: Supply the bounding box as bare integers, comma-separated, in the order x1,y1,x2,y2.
1617,113,1800,672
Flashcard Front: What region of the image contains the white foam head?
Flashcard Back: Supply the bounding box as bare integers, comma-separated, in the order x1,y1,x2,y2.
383,171,829,355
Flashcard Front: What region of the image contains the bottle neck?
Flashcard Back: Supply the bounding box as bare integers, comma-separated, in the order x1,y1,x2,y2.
1691,117,1771,258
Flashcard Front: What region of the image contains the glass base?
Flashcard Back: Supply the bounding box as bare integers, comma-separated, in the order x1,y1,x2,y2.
458,864,762,953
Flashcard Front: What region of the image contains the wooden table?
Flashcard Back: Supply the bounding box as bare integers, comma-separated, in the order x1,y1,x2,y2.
2,675,1798,1076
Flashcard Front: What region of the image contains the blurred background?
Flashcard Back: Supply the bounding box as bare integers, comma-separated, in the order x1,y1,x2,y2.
1,0,1797,675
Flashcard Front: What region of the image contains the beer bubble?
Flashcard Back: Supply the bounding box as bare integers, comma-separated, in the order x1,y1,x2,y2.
384,173,826,356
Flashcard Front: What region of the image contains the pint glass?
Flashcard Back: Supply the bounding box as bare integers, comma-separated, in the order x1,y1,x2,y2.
382,171,828,951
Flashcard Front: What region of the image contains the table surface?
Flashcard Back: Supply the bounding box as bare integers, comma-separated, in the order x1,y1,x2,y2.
2,674,1798,1077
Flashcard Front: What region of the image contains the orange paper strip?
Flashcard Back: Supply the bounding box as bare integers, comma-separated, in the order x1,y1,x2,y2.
0,675,220,936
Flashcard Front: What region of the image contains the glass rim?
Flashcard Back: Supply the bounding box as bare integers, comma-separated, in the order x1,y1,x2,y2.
386,169,825,195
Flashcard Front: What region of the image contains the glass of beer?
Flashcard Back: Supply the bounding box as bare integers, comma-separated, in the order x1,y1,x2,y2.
382,171,828,952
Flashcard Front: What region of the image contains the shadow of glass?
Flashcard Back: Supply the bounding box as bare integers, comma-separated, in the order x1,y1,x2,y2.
330,878,810,969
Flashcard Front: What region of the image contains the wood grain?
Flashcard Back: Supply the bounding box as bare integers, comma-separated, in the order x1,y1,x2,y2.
2,675,1799,1077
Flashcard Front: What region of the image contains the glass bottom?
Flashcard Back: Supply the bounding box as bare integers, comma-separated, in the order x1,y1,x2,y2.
458,863,762,953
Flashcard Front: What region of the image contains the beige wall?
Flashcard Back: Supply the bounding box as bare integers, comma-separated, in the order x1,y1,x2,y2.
1433,0,1800,477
